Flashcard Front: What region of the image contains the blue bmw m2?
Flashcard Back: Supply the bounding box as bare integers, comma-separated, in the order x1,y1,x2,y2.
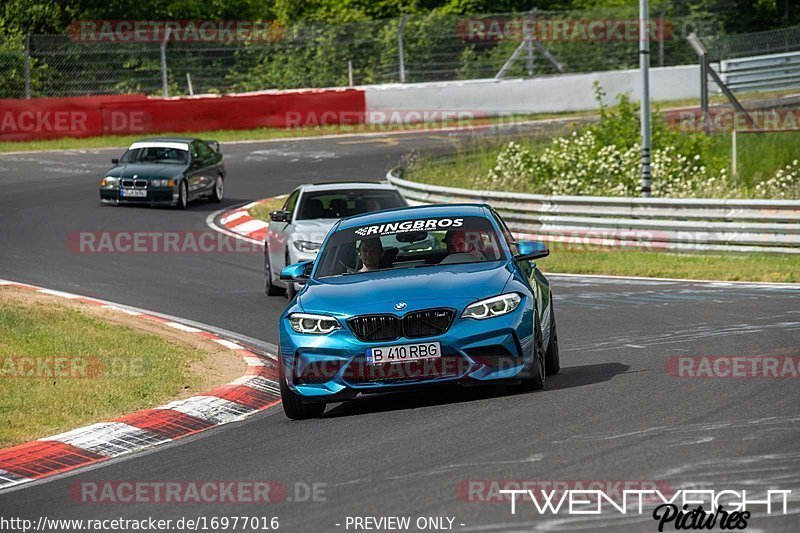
277,204,560,419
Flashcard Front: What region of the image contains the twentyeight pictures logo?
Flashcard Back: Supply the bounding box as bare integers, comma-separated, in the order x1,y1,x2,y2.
497,488,792,531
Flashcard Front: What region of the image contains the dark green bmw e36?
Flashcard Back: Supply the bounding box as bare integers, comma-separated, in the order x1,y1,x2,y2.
99,138,226,209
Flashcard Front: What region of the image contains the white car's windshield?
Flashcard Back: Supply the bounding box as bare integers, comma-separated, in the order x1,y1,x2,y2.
295,189,405,220
315,216,503,278
120,147,188,164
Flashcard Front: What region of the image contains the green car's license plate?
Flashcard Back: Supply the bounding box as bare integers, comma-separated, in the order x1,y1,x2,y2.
121,189,147,197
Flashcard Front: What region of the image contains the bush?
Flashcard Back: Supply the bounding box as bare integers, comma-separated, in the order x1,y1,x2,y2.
480,83,796,199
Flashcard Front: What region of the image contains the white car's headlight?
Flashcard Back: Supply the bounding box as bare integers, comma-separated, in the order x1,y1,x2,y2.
461,293,522,320
289,313,341,334
293,240,322,253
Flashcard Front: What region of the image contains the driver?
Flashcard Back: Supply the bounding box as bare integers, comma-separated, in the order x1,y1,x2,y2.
358,237,383,272
443,229,485,260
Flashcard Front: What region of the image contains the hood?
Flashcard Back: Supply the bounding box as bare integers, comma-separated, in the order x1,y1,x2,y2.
299,261,513,316
106,163,185,179
291,219,338,244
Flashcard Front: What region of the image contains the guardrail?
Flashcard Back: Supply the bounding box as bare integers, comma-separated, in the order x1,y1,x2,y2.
719,51,800,92
386,169,800,254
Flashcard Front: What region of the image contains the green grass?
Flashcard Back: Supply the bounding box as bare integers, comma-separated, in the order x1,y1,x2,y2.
710,130,800,185
0,297,205,447
0,112,582,154
540,245,800,283
247,195,288,222
406,129,800,198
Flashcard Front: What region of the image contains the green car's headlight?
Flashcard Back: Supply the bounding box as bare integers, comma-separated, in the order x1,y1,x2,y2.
462,293,522,320
101,176,119,188
151,178,171,187
288,313,341,334
293,240,322,253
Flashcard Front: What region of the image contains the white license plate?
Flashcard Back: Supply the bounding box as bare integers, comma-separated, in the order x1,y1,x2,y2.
121,189,147,197
366,342,441,365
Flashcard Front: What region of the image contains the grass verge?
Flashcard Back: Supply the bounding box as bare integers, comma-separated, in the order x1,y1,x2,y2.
0,113,579,154
247,195,288,222
0,288,244,447
540,246,800,283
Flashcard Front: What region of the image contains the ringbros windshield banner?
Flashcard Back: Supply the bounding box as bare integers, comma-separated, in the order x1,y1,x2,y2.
353,218,465,237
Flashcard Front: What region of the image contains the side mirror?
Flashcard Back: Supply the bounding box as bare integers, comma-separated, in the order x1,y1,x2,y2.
280,261,313,283
515,241,549,261
270,210,290,222
111,158,119,164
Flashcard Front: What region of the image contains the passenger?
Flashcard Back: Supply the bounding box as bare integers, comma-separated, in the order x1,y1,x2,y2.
358,238,383,272
443,229,485,260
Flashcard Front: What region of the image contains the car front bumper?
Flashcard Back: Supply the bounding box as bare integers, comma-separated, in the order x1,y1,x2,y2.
279,306,535,400
100,188,178,206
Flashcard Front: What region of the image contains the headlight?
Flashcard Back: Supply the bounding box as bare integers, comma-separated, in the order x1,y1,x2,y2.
293,240,322,253
151,178,173,187
461,293,522,320
288,313,341,334
101,176,119,188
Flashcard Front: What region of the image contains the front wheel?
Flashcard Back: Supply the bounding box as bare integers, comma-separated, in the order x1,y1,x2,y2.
545,299,560,375
264,249,283,296
210,175,224,203
175,180,188,210
518,311,545,392
280,366,325,420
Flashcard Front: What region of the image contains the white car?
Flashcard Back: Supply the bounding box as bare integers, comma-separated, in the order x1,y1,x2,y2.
264,182,407,298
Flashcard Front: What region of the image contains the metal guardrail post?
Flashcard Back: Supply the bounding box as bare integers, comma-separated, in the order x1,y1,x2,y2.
398,15,408,83
24,34,31,99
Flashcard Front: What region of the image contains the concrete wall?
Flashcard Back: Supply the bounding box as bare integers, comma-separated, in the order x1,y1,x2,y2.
364,64,702,119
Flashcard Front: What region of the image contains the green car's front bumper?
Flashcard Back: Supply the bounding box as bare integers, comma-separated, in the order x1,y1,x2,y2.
99,188,178,206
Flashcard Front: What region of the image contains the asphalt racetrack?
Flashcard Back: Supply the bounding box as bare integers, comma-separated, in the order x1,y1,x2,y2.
1,130,799,532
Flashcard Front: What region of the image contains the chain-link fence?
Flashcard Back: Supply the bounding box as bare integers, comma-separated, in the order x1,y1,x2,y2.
1,10,797,100
704,24,800,61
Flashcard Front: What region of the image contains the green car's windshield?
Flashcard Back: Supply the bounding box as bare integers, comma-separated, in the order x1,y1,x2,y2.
315,216,503,278
120,147,188,165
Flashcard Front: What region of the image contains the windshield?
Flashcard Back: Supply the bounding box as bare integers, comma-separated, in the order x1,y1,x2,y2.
315,216,503,278
295,189,405,220
120,147,188,164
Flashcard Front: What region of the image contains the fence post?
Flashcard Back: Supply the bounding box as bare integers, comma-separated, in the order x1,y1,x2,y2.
24,34,31,99
348,60,354,86
160,28,171,97
687,33,710,134
639,0,652,198
524,11,535,76
658,13,665,67
398,14,408,83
